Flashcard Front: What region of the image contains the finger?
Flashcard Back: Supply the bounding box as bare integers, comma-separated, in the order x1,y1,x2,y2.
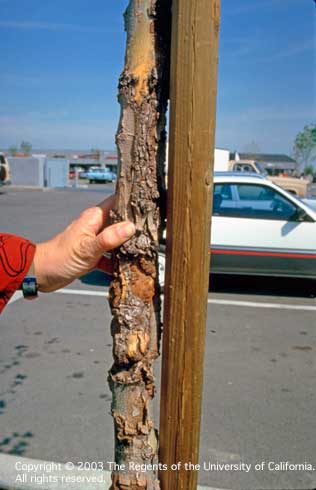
93,221,135,255
78,195,116,236
96,255,114,275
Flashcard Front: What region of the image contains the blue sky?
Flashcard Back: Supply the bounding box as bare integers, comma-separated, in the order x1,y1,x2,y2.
0,0,315,154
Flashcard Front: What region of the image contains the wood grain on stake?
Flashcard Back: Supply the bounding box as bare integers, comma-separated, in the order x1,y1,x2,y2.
108,1,170,489
159,1,220,490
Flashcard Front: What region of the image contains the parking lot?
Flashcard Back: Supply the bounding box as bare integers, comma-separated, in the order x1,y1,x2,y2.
1,185,316,490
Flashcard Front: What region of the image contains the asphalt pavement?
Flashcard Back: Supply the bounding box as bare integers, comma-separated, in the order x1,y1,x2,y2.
1,186,316,490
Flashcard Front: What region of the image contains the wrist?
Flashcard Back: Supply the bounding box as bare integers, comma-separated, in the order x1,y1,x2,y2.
34,240,69,292
33,242,52,292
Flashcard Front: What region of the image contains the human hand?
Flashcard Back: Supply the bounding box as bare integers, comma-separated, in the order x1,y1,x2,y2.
33,195,135,292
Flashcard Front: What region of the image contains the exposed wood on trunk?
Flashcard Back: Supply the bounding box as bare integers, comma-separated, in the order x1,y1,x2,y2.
159,1,221,490
108,1,170,489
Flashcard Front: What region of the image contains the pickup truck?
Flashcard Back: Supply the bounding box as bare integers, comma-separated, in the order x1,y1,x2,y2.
225,159,311,198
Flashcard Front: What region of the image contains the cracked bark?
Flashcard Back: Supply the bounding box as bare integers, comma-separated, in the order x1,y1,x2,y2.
108,1,170,489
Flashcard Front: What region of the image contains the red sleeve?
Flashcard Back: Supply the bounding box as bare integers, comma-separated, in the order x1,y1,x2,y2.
0,234,36,313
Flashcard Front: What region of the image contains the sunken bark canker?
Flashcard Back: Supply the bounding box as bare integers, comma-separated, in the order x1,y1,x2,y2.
108,0,170,489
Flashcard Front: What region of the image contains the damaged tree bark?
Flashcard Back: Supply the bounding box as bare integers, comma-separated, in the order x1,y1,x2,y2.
108,1,170,489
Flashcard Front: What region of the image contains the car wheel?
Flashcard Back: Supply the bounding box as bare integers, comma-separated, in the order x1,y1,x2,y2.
89,179,94,184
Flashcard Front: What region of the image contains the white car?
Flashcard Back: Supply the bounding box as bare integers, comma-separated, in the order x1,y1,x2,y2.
159,173,316,282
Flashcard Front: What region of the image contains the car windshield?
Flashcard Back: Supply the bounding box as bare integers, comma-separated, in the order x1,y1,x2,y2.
255,162,268,176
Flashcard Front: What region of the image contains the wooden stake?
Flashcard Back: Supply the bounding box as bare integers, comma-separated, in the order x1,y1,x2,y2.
159,1,220,490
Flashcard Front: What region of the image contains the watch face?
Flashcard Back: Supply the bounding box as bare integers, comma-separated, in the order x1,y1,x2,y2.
22,277,38,300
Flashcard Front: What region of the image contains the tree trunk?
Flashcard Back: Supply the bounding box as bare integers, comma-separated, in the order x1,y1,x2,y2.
108,1,170,489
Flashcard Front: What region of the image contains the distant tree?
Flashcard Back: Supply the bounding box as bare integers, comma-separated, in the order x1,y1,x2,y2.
8,145,18,156
304,165,315,176
90,148,101,160
20,141,32,155
242,141,261,154
293,124,316,169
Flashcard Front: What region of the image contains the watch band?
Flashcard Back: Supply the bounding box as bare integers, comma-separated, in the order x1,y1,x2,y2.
21,262,38,300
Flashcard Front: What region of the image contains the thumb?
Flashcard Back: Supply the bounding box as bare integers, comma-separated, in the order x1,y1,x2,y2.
92,221,136,256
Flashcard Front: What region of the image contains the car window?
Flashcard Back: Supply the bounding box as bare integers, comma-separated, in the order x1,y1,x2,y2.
233,163,255,173
213,184,234,215
235,184,298,220
238,184,274,200
214,184,232,200
213,183,299,221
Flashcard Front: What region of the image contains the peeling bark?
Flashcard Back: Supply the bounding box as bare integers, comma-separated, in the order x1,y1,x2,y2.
108,1,170,489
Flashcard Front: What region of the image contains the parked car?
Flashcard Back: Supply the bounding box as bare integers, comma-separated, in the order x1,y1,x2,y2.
80,166,100,178
159,173,316,284
81,168,116,183
215,158,312,197
69,166,84,179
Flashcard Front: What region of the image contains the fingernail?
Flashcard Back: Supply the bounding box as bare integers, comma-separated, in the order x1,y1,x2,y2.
119,221,136,239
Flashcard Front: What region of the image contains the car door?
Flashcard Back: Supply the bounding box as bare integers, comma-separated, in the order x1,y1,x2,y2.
211,182,316,278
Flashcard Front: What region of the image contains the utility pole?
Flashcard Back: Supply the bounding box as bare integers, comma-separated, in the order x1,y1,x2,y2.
108,1,170,489
159,2,220,490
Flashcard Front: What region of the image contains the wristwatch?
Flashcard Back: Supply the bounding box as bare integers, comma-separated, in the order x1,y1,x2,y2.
20,262,38,300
